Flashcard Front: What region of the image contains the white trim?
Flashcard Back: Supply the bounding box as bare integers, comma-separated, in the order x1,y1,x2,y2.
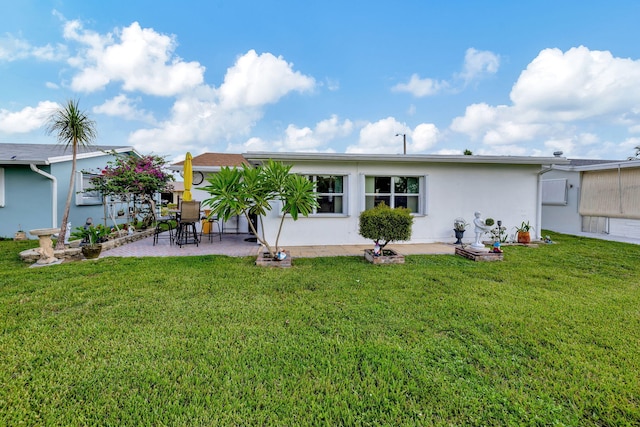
75,171,102,205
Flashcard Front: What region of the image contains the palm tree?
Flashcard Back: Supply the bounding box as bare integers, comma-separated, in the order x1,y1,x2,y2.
45,99,97,250
628,146,640,161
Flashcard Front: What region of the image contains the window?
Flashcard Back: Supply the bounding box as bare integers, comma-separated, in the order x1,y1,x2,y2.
365,176,422,213
307,175,346,214
0,168,4,207
75,171,102,205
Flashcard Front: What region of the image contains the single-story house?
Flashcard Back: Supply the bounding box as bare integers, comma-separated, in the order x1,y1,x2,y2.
541,158,640,239
177,151,567,246
0,143,140,239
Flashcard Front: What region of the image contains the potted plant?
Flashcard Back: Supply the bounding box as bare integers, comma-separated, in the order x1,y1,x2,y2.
515,220,533,244
71,224,110,259
489,220,508,243
453,218,468,244
14,225,27,241
359,202,414,264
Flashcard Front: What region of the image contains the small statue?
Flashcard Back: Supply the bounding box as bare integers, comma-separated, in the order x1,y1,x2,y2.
373,242,381,256
492,241,503,253
471,211,492,250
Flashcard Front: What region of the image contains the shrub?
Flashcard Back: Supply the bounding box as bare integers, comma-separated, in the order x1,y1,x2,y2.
358,202,414,249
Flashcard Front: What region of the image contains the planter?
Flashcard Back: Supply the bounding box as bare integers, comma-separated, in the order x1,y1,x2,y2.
255,251,291,268
14,231,28,241
364,248,405,264
81,244,103,259
454,229,465,245
517,231,531,244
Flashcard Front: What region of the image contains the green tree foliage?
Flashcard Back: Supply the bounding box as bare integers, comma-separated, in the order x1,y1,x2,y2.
87,153,174,228
202,160,318,258
45,99,97,250
89,154,174,197
358,202,414,249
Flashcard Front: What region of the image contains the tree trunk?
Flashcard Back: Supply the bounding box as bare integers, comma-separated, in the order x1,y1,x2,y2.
55,141,77,250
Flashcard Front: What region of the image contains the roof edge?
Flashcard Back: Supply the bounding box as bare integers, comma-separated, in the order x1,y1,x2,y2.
242,151,569,166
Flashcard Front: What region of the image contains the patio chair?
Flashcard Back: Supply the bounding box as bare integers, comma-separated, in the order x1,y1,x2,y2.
175,201,201,247
201,212,222,242
153,215,175,246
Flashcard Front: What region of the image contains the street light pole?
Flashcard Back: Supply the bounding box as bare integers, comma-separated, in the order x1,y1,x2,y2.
395,133,406,155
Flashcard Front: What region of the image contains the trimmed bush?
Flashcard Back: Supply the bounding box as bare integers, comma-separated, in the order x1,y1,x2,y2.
358,202,414,249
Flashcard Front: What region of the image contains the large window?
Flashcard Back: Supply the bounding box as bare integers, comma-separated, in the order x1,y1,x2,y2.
75,171,102,205
365,176,422,213
307,175,346,214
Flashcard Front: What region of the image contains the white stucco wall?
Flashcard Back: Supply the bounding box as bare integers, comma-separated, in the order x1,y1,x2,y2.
254,159,544,247
541,169,582,234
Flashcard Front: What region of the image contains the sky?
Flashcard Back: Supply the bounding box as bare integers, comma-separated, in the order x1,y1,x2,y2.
2,1,640,162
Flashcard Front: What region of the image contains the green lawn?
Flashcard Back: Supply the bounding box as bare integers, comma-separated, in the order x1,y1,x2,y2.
1,232,638,426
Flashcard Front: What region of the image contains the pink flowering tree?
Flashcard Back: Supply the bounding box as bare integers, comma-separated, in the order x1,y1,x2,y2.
87,153,174,229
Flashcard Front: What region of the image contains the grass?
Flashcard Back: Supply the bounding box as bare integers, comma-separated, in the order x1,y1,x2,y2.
0,232,638,426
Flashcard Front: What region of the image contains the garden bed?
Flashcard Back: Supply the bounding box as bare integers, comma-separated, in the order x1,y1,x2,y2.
363,248,405,264
19,228,155,263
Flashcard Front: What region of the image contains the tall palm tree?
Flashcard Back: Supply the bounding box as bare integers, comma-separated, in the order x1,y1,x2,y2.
45,99,97,250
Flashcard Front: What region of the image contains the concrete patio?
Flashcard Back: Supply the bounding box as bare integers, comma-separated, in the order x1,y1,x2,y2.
99,231,456,259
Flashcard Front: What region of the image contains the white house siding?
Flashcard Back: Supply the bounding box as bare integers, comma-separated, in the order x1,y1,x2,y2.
541,169,582,234
542,162,640,240
251,158,545,247
609,218,640,239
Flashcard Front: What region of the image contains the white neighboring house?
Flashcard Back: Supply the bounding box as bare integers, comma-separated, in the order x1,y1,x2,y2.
234,152,566,247
542,158,640,239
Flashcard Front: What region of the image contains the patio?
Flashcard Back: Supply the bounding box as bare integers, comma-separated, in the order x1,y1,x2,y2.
99,231,456,259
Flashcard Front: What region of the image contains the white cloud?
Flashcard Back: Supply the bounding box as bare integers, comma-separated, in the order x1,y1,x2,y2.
228,115,352,153
0,34,67,62
345,117,440,154
392,74,447,97
93,94,155,123
511,46,640,121
0,101,59,133
450,46,640,157
393,48,499,97
129,50,317,155
64,20,205,96
219,50,315,108
411,123,439,151
457,48,500,84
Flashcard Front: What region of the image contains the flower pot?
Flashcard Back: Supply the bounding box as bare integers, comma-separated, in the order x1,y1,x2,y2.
81,244,102,259
517,231,531,244
454,229,465,245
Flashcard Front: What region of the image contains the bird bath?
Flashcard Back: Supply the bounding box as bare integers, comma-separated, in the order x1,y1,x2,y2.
29,228,61,265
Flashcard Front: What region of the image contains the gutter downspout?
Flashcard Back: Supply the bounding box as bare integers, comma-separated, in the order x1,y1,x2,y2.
537,166,555,240
30,164,57,228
